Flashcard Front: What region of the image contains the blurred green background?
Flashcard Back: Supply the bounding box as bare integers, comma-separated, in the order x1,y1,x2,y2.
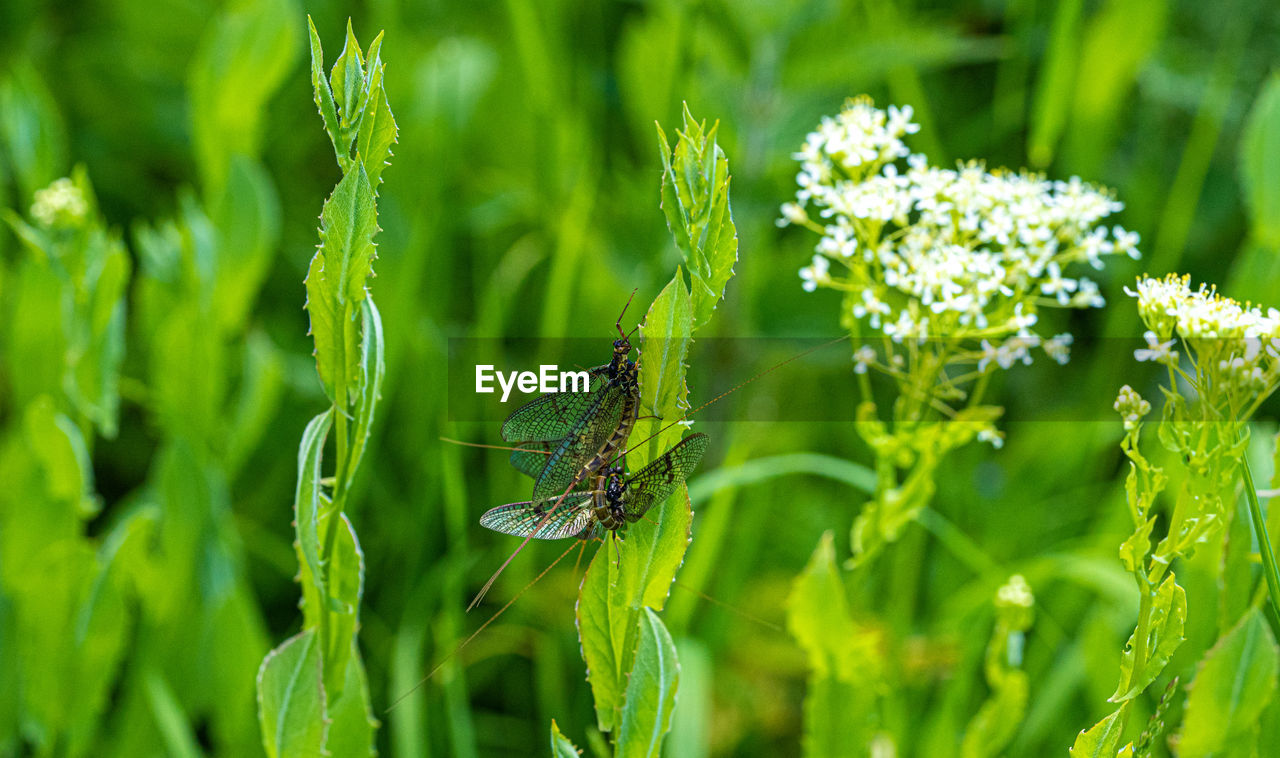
2,0,1279,755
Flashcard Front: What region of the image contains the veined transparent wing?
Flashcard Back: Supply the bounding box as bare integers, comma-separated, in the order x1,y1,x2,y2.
509,440,559,480
479,493,596,540
621,433,709,520
500,366,607,442
532,383,629,500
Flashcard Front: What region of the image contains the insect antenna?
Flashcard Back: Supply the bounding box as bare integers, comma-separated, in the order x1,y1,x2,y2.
622,334,849,458
385,540,581,713
615,288,639,339
440,436,553,456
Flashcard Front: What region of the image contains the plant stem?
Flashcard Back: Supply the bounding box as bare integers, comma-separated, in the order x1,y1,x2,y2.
1239,429,1280,625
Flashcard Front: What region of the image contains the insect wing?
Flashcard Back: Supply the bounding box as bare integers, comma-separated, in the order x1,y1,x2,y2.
500,366,607,442
479,493,596,540
533,383,629,500
509,440,559,479
621,433,709,520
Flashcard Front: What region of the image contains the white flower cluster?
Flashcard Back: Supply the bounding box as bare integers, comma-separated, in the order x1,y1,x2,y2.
787,97,1138,373
1127,274,1280,402
31,177,88,229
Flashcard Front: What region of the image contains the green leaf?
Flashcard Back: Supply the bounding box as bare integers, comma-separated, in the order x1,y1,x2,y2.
788,532,880,757
323,513,365,697
145,670,202,758
577,487,691,733
1110,573,1186,701
355,63,397,192
1118,516,1155,574
346,298,385,488
305,165,376,397
550,719,582,757
188,0,301,192
635,271,693,466
321,162,378,306
323,645,377,757
1070,706,1128,757
656,105,738,329
209,156,282,335
1239,74,1280,246
0,63,67,198
1027,0,1083,167
961,671,1029,758
616,608,680,758
307,16,342,162
787,532,860,680
24,397,92,513
1179,608,1280,757
257,629,327,758
294,409,333,623
330,20,366,125
801,676,875,758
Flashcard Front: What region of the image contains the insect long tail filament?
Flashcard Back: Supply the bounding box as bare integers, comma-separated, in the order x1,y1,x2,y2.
386,540,581,713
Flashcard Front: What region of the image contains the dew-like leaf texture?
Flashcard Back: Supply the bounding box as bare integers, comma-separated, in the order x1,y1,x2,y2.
1069,706,1127,757
294,410,333,623
616,608,680,758
1240,74,1280,246
257,629,327,758
1179,608,1279,757
323,644,377,757
1110,573,1185,702
550,719,582,757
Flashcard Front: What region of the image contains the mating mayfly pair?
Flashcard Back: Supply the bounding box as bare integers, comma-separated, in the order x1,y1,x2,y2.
470,293,708,607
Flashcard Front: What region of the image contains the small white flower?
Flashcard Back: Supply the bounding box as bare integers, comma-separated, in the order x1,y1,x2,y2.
1133,330,1177,364
977,428,1004,449
778,202,809,227
852,289,892,328
800,254,830,292
978,339,1000,373
1044,333,1073,364
1112,227,1140,259
853,345,876,374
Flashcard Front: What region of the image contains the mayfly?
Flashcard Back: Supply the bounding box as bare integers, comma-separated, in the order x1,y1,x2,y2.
466,293,645,609
480,433,709,545
501,291,642,503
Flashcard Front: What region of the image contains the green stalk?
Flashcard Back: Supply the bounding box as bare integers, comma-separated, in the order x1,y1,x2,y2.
1239,430,1280,624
